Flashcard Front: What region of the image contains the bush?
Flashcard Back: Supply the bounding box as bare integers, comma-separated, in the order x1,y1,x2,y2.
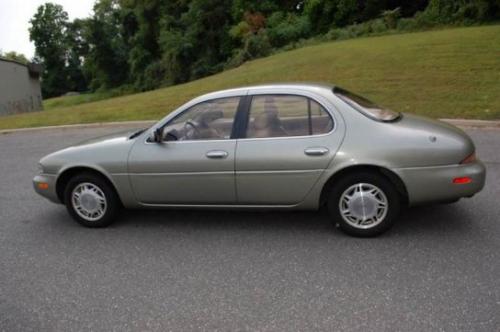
245,31,272,58
135,60,167,91
417,0,499,26
324,18,389,42
226,30,272,68
397,17,419,31
370,19,389,33
324,26,360,41
381,7,402,29
229,21,251,39
266,12,311,47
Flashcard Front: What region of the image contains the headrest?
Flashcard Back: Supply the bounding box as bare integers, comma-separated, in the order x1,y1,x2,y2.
197,110,223,126
254,111,278,130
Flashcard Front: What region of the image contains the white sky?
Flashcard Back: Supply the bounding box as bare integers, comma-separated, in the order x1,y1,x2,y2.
0,0,95,59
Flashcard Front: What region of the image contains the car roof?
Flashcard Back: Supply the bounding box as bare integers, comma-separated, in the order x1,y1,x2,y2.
199,83,335,100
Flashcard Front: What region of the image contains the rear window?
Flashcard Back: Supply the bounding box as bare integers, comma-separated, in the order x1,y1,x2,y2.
333,87,400,122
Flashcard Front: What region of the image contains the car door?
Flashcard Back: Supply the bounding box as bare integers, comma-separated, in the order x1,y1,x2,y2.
235,92,343,205
128,96,242,205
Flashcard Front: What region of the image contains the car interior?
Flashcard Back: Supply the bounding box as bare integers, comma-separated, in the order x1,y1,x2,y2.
162,95,334,141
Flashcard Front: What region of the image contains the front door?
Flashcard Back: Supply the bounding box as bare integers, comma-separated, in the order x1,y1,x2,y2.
128,96,241,204
235,93,343,205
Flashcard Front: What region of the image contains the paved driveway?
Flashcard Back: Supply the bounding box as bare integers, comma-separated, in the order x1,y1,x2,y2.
0,125,499,331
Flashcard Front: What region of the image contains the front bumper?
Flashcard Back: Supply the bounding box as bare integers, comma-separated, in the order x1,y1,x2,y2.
33,174,60,203
394,161,486,205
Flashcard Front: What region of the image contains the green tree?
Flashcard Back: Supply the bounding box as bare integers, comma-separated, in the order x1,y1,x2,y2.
158,0,235,85
0,51,29,64
420,0,500,24
29,3,70,97
122,0,163,90
266,11,311,47
83,0,130,90
65,19,89,92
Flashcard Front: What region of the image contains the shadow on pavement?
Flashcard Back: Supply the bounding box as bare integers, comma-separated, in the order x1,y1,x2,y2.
97,203,474,237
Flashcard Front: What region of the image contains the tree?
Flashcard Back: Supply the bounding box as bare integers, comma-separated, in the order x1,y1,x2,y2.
29,3,70,97
0,51,29,64
26,0,499,97
83,0,130,90
420,0,500,24
122,0,163,90
65,19,89,92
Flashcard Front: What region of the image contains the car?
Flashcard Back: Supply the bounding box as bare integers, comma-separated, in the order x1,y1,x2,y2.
33,83,486,236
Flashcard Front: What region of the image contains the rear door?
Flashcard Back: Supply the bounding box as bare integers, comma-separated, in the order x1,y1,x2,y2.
235,91,343,205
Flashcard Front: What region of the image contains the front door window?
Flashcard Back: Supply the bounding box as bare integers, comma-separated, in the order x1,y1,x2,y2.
162,97,240,141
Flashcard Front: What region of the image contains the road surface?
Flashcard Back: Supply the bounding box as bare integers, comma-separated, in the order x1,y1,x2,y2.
0,125,498,331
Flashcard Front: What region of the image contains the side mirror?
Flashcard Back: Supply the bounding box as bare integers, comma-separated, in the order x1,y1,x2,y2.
152,127,163,143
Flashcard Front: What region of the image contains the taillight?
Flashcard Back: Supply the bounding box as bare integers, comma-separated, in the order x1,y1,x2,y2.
453,177,472,184
460,152,476,164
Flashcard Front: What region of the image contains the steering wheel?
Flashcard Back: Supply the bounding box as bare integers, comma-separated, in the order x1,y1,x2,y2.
183,120,200,140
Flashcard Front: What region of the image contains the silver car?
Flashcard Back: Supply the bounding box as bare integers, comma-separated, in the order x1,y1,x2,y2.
33,84,486,236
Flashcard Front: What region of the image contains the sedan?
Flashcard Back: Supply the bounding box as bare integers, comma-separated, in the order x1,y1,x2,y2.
33,84,486,236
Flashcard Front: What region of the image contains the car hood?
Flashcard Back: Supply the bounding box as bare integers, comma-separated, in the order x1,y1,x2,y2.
70,129,140,148
39,129,142,175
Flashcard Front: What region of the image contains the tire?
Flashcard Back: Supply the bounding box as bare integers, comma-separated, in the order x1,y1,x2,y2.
63,172,120,227
327,172,400,237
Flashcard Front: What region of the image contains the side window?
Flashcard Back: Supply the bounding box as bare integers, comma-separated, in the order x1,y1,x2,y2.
163,97,240,141
246,95,333,139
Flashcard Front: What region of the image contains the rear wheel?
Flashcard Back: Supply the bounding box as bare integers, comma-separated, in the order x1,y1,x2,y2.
327,172,400,237
64,173,120,227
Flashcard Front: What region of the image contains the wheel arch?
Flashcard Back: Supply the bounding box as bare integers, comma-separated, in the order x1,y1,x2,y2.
319,165,409,206
56,166,122,205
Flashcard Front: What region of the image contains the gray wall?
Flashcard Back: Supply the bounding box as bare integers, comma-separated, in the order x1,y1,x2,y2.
0,59,43,116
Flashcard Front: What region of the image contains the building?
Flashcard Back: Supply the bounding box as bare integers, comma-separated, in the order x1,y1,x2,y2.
0,58,43,116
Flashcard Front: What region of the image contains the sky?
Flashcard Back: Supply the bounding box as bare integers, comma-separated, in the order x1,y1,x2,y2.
0,0,95,59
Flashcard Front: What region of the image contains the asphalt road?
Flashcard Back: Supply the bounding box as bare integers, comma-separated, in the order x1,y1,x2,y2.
0,125,499,331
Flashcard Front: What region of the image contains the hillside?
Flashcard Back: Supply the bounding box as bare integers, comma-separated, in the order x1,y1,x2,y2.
1,25,499,130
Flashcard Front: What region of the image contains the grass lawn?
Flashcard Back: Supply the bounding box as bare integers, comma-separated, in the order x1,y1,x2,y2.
42,91,120,111
2,25,499,130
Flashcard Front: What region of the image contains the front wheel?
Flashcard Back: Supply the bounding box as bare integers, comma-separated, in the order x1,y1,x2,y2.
327,172,401,237
64,173,120,227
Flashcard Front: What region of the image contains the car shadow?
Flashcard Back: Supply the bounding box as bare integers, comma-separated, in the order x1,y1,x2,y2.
110,203,473,237
395,203,474,235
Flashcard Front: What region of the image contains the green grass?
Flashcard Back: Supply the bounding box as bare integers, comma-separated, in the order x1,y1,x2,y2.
2,25,499,130
43,92,113,111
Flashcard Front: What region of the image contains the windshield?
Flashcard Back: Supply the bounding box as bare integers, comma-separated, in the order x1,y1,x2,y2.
333,87,400,122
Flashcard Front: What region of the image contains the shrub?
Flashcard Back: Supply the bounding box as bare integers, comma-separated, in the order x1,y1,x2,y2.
397,17,419,31
382,7,402,29
229,21,251,39
244,30,273,58
417,0,499,26
266,12,311,47
370,19,389,33
136,60,167,91
226,30,272,68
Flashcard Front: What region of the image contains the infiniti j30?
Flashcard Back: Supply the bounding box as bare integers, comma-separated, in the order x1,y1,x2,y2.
33,84,486,236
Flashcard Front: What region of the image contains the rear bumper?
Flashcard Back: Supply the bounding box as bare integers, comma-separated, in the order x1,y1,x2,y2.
33,174,60,203
394,161,486,205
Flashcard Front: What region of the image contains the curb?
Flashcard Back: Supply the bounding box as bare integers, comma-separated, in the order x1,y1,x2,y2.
0,118,499,135
0,120,156,135
440,118,500,129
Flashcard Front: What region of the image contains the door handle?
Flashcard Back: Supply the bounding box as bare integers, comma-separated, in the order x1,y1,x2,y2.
206,150,228,159
304,147,329,156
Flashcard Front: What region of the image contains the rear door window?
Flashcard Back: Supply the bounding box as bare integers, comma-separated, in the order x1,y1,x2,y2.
245,95,333,139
